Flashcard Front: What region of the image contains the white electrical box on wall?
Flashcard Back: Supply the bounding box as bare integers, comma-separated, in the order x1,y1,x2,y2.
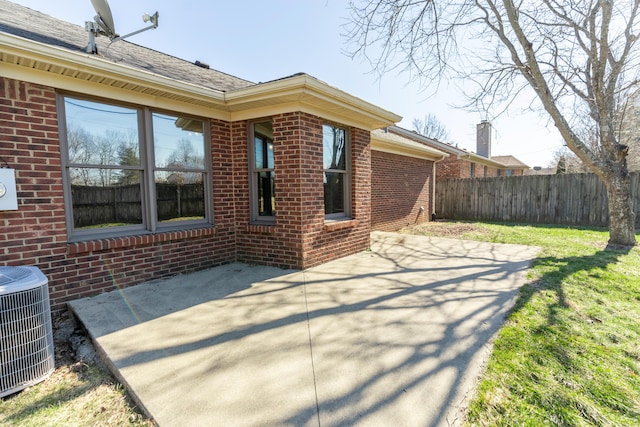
0,168,18,211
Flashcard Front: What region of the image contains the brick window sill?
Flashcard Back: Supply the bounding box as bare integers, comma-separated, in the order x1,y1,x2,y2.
324,219,359,232
67,226,216,255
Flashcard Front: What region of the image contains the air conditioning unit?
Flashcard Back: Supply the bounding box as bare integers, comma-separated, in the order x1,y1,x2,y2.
0,266,55,398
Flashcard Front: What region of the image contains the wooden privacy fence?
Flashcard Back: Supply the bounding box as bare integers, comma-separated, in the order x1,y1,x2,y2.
435,172,640,228
72,182,204,227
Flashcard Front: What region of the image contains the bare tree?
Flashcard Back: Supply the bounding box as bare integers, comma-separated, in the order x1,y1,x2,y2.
620,89,640,171
551,146,590,173
67,125,95,185
412,114,450,140
347,0,640,245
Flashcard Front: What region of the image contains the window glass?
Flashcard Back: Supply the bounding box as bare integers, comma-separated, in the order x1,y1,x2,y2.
323,124,349,217
155,172,205,222
324,172,345,215
323,125,346,170
69,168,142,229
254,137,274,170
257,171,275,216
153,113,205,170
152,113,206,223
61,96,212,239
64,98,143,229
250,121,275,220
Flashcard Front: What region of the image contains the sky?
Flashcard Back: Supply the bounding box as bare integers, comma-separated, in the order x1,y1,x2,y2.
13,0,566,168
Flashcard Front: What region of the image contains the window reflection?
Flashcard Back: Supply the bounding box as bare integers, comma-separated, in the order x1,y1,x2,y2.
62,96,212,237
155,172,205,222
251,121,275,219
153,113,205,170
69,168,142,229
152,114,206,223
324,172,345,215
322,124,348,217
323,125,346,170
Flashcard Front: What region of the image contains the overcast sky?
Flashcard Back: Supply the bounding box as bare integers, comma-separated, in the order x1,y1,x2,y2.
13,0,565,167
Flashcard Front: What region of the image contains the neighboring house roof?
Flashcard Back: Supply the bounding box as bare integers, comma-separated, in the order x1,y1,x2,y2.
490,155,529,170
387,125,507,168
370,129,449,160
0,0,401,130
388,125,532,170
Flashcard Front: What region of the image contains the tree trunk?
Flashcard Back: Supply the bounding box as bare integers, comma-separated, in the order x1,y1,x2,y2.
604,172,637,246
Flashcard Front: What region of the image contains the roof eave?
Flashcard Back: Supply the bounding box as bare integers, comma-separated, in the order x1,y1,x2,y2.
460,153,509,168
225,74,401,130
371,132,449,160
388,125,466,156
1,32,401,129
0,32,228,110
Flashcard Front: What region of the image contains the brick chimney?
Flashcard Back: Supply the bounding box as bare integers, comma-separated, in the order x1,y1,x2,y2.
476,120,492,158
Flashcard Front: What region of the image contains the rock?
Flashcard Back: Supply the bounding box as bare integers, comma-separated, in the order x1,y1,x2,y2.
75,340,97,363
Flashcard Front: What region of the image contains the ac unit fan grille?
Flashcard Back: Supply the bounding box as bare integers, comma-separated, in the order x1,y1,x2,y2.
0,279,54,398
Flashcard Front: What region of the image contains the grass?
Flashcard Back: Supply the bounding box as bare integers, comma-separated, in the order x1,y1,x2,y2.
0,312,152,427
403,221,640,426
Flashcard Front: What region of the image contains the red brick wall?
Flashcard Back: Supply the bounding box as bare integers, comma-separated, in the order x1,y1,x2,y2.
437,156,464,178
371,151,433,231
0,78,234,311
301,126,371,268
437,158,505,179
234,114,306,268
234,113,371,269
481,165,500,177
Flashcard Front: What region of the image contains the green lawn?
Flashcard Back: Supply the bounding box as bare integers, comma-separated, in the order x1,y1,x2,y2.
404,222,640,426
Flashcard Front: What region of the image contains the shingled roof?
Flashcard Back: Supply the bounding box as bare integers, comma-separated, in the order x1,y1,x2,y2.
490,155,529,169
0,0,254,93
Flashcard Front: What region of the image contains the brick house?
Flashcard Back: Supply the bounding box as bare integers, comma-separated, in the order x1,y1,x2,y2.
387,123,529,178
1,1,455,311
0,1,404,310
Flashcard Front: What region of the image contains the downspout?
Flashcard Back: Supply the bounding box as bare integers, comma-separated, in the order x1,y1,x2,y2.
432,155,447,220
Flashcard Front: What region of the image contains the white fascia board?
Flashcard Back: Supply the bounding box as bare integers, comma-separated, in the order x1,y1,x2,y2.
226,74,402,130
371,131,449,160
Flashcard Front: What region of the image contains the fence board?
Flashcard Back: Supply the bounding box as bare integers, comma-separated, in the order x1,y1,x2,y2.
436,172,640,228
72,182,205,227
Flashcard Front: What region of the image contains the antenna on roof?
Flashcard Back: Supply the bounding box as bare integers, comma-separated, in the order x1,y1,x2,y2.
85,0,159,54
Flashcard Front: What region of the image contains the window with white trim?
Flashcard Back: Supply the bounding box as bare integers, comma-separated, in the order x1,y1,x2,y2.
249,120,275,223
323,123,351,218
59,95,212,241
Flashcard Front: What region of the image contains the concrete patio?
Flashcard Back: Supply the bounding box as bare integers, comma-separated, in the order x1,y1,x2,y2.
69,231,539,426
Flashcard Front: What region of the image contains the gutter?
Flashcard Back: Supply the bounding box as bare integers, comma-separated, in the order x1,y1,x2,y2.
432,155,446,220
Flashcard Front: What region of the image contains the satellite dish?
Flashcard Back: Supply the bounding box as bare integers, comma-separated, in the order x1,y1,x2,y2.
85,0,159,54
91,0,116,38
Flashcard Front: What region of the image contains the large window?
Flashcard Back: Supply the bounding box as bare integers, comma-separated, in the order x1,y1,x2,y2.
249,121,275,223
323,123,350,218
60,95,212,240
